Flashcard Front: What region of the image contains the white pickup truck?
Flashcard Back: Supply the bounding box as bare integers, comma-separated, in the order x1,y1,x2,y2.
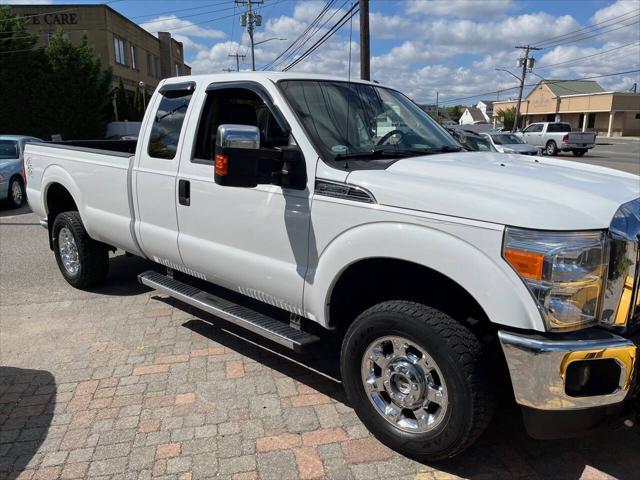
25,73,639,461
518,121,597,156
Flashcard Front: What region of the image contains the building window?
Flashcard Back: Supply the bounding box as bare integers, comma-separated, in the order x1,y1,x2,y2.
587,114,595,129
175,63,180,76
155,58,160,78
130,45,137,70
114,36,126,65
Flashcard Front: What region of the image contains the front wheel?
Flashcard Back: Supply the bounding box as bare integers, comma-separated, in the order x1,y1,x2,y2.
545,140,558,156
340,301,494,461
572,149,586,157
7,176,25,209
52,211,109,288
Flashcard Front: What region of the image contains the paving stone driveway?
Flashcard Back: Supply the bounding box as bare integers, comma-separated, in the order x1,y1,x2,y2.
1,259,639,480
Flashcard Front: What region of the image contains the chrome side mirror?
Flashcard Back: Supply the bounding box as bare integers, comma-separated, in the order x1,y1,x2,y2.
216,124,260,150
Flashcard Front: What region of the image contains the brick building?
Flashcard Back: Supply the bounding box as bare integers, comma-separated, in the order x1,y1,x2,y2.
9,3,191,93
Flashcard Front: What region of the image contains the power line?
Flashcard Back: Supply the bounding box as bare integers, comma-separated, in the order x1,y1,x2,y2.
438,69,640,105
541,17,640,49
535,41,640,70
533,7,640,47
262,0,336,70
283,2,359,71
130,1,230,21
268,0,346,71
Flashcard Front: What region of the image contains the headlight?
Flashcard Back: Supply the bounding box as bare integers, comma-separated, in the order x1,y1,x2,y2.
503,227,607,331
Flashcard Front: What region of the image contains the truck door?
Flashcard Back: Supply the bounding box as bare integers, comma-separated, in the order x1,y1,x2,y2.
134,82,195,268
522,123,543,145
175,82,311,315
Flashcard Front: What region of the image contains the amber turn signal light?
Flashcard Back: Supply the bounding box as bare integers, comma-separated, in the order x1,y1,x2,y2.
215,154,228,176
504,248,544,281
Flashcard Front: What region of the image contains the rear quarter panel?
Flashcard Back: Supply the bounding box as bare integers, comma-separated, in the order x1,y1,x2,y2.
25,144,141,254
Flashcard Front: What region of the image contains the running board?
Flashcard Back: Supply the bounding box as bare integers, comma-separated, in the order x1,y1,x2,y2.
138,270,320,352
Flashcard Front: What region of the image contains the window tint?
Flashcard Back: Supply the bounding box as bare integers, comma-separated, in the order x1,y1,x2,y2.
547,123,571,132
525,124,542,133
148,90,193,160
193,87,288,162
0,140,18,159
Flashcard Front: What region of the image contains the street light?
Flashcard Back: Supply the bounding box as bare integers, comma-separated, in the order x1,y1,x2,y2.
253,37,286,46
495,68,521,82
138,81,146,111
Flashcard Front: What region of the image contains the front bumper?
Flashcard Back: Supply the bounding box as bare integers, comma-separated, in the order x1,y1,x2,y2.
499,328,637,410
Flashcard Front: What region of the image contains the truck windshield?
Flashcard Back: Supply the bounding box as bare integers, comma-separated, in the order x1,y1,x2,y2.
491,134,523,145
279,80,459,163
0,140,19,159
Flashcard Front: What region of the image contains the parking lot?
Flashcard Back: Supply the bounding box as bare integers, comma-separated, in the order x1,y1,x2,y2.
1,147,639,480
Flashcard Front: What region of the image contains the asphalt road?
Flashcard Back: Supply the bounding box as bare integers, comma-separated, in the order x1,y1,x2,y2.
557,137,640,175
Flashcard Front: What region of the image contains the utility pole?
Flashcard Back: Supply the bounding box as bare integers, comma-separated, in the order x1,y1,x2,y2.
237,0,263,71
359,0,370,80
513,45,542,132
228,52,246,71
435,90,439,118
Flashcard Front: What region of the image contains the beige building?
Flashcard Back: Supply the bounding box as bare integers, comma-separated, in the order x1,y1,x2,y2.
10,4,191,92
493,80,640,137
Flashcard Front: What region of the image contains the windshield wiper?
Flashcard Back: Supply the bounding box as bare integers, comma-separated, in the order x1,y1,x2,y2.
334,148,411,161
334,145,462,161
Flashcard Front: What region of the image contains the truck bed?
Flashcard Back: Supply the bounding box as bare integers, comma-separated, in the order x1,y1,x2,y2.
25,142,142,256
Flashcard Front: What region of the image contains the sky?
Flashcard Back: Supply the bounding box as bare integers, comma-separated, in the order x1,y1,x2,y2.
4,0,640,105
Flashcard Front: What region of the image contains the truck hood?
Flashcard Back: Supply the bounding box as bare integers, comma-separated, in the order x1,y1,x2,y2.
346,152,639,230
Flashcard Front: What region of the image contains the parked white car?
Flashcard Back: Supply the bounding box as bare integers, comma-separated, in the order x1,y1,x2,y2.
517,122,596,156
25,73,640,461
0,135,42,208
482,132,539,155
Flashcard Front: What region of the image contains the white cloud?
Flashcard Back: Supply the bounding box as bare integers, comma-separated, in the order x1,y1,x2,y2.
405,0,515,18
140,15,225,52
370,12,410,39
588,0,640,44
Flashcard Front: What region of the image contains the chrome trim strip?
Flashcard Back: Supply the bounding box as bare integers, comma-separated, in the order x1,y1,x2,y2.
39,218,48,229
499,329,636,410
315,179,376,204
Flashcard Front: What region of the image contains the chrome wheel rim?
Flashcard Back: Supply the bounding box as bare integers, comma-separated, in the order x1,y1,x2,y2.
361,335,448,433
58,227,80,275
11,180,22,205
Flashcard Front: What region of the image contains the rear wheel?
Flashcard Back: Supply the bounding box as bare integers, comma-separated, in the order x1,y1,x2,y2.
572,149,586,157
52,211,109,288
340,300,494,461
545,140,558,156
7,176,25,209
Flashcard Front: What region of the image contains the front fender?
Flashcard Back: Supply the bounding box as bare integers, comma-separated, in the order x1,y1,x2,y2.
304,221,544,331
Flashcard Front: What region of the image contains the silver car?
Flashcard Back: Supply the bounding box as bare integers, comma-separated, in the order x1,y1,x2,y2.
482,133,539,155
0,135,42,208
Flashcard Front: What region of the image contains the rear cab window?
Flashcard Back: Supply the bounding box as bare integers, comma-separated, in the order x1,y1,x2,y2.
148,83,194,160
547,123,571,133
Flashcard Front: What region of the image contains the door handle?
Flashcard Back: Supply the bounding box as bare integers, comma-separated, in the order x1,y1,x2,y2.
178,179,190,206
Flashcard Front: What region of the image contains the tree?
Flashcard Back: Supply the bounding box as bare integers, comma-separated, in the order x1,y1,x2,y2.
43,31,113,139
498,106,517,130
0,6,47,136
115,79,132,121
132,86,145,121
444,105,464,123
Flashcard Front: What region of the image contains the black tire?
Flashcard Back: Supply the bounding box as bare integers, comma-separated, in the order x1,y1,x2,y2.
572,149,586,157
52,211,109,288
7,176,25,209
545,140,558,156
341,300,494,461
